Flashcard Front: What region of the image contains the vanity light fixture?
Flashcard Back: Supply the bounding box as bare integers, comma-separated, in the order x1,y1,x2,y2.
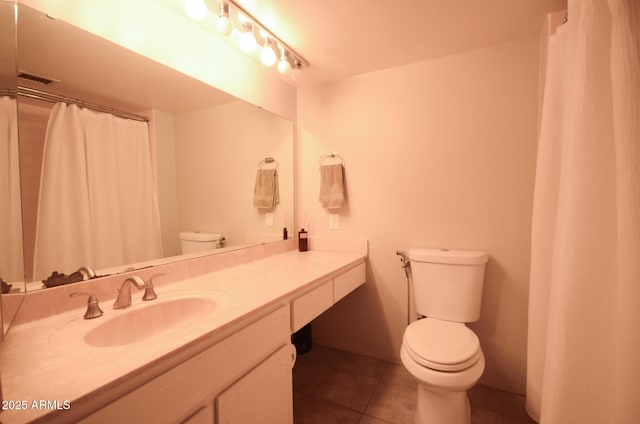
184,0,309,75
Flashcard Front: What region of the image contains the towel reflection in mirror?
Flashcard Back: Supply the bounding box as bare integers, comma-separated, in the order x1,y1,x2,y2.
253,166,280,209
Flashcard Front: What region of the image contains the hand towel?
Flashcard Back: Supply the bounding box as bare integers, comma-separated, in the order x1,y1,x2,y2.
253,168,279,208
319,164,345,209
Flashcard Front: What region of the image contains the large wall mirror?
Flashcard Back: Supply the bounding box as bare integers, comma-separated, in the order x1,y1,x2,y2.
2,2,293,304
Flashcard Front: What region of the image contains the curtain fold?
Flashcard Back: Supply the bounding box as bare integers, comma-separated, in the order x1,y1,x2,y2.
32,103,162,280
0,96,24,283
526,0,640,422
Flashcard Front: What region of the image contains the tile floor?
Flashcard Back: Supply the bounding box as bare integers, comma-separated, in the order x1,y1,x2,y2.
293,344,536,424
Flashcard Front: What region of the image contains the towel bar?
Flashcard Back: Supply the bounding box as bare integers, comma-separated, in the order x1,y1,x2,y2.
258,157,279,170
319,152,344,165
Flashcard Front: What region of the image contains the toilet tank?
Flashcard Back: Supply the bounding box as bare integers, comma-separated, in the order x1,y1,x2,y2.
180,231,222,254
408,248,488,323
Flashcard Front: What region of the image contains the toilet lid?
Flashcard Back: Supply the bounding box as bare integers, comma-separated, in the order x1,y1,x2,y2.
403,318,481,372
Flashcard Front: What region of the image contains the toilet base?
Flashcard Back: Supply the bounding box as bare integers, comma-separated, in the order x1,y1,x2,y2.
400,343,484,424
415,384,470,424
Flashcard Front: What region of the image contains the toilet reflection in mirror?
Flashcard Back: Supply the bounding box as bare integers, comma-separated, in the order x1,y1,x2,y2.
179,231,225,254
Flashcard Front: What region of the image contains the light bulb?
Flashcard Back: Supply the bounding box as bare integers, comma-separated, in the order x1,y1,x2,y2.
239,24,256,52
277,59,291,75
184,0,207,20
261,43,277,67
216,2,233,36
277,47,292,75
216,16,234,36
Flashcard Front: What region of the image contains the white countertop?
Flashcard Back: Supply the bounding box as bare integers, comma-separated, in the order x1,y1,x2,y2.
0,249,365,423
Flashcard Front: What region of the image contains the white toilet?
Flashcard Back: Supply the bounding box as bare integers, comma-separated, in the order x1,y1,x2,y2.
179,231,223,254
401,248,488,424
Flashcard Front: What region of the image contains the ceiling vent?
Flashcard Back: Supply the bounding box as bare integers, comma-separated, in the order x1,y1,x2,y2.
17,71,58,85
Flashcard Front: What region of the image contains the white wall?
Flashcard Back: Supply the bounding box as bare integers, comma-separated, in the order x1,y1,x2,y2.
297,36,540,394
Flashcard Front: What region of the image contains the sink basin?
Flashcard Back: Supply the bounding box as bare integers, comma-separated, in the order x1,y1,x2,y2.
84,297,217,347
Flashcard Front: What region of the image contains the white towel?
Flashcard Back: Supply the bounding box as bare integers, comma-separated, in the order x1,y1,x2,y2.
253,168,279,208
319,164,345,209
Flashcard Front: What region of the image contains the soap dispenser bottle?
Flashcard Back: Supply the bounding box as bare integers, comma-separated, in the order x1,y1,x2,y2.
298,229,308,251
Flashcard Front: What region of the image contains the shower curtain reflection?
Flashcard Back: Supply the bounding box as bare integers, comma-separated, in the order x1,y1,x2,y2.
32,103,163,282
0,96,24,287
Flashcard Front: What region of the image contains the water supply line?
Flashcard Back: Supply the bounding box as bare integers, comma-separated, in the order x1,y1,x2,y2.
396,250,412,326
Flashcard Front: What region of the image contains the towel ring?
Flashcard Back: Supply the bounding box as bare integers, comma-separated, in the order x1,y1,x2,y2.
258,157,279,170
319,152,345,166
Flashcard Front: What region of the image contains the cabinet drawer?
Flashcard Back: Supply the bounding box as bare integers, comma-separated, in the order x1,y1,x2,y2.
291,280,333,332
334,263,366,303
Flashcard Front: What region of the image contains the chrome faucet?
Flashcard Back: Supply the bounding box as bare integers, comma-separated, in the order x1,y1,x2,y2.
113,276,145,309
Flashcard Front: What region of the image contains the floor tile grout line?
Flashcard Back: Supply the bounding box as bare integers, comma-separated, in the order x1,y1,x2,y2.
359,363,388,420
301,362,393,419
499,389,506,424
361,413,395,424
306,391,366,416
294,390,366,422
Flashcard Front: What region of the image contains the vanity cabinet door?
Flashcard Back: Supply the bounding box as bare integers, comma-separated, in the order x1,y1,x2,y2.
216,343,296,424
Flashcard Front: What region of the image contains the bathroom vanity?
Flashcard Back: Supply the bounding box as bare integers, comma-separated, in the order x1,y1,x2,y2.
0,243,366,423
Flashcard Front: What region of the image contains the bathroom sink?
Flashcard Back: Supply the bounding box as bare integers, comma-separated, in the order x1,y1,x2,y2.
84,297,217,347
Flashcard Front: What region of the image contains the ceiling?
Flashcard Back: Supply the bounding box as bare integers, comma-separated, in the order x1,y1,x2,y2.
207,0,568,86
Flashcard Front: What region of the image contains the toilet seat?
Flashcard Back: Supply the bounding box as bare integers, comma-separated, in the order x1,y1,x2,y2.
403,318,481,372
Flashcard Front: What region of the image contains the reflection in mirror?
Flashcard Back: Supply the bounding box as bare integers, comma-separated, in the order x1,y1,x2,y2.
1,0,19,337
11,4,293,293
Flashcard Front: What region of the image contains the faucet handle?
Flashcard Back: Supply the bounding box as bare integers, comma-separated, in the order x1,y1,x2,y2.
77,266,96,280
70,292,104,319
143,273,164,301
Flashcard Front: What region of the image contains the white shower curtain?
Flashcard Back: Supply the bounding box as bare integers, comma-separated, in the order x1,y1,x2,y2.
0,96,24,283
32,103,163,280
527,1,640,423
